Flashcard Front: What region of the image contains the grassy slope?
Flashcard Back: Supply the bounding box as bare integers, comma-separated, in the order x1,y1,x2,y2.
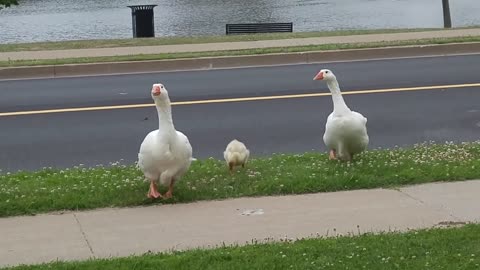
4,224,480,270
0,28,453,52
2,36,480,67
1,142,479,217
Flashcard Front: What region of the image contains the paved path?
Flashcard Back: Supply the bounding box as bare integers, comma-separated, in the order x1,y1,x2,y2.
1,180,479,267
1,28,479,61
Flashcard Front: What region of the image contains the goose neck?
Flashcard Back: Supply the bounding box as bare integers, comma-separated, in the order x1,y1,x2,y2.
155,100,175,134
327,79,350,114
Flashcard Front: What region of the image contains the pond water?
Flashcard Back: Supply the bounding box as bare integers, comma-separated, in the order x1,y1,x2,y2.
0,0,479,44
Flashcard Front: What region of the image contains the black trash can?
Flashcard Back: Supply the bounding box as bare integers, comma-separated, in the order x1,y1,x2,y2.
128,5,157,38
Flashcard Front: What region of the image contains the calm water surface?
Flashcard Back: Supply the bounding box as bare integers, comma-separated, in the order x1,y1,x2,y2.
0,0,479,44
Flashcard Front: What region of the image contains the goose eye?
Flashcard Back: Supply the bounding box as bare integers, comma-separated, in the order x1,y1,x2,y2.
325,71,329,74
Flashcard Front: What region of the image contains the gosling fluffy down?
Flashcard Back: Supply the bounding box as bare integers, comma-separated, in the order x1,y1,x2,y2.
223,139,250,172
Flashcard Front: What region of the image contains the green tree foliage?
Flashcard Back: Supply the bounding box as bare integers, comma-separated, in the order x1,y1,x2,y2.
0,0,18,10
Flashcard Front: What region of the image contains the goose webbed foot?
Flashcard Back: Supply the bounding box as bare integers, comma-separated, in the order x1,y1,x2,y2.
147,180,162,199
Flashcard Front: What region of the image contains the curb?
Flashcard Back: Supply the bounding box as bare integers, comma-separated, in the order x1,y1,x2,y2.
1,42,480,80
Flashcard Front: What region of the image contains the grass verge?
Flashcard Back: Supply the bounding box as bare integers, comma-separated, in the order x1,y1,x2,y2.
0,27,461,52
1,141,480,217
1,36,480,68
4,223,480,269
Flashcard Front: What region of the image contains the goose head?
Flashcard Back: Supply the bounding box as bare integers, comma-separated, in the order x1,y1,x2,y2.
151,83,170,104
313,69,336,81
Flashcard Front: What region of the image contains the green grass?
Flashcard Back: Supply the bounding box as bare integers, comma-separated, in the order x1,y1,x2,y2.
2,36,480,68
4,223,480,269
0,27,465,52
1,141,480,218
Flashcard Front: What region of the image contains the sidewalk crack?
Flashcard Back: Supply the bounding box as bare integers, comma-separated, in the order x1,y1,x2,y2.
392,187,462,222
73,213,94,256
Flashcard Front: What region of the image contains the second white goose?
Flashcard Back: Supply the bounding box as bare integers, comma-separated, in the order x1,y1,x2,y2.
313,69,369,161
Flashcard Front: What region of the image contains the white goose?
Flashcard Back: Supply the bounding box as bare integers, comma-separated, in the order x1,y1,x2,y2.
313,69,369,161
138,83,193,199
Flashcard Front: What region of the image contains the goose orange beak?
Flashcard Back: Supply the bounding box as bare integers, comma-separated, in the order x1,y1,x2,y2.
313,71,324,80
152,85,161,96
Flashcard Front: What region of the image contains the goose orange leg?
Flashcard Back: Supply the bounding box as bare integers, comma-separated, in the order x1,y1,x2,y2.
329,149,337,160
164,178,176,199
229,162,234,174
147,179,162,199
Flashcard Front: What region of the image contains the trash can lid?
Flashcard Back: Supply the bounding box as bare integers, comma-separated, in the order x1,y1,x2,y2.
127,5,158,10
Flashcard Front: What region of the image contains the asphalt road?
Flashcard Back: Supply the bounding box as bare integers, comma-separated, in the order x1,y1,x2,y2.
1,54,480,172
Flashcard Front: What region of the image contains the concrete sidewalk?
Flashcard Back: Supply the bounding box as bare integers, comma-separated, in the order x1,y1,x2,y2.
1,28,480,62
1,180,479,268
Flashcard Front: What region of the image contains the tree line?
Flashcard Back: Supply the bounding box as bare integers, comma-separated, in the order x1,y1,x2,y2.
0,0,18,10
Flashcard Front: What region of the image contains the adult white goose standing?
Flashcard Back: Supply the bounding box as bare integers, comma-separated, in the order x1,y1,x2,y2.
138,83,193,199
313,69,369,161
